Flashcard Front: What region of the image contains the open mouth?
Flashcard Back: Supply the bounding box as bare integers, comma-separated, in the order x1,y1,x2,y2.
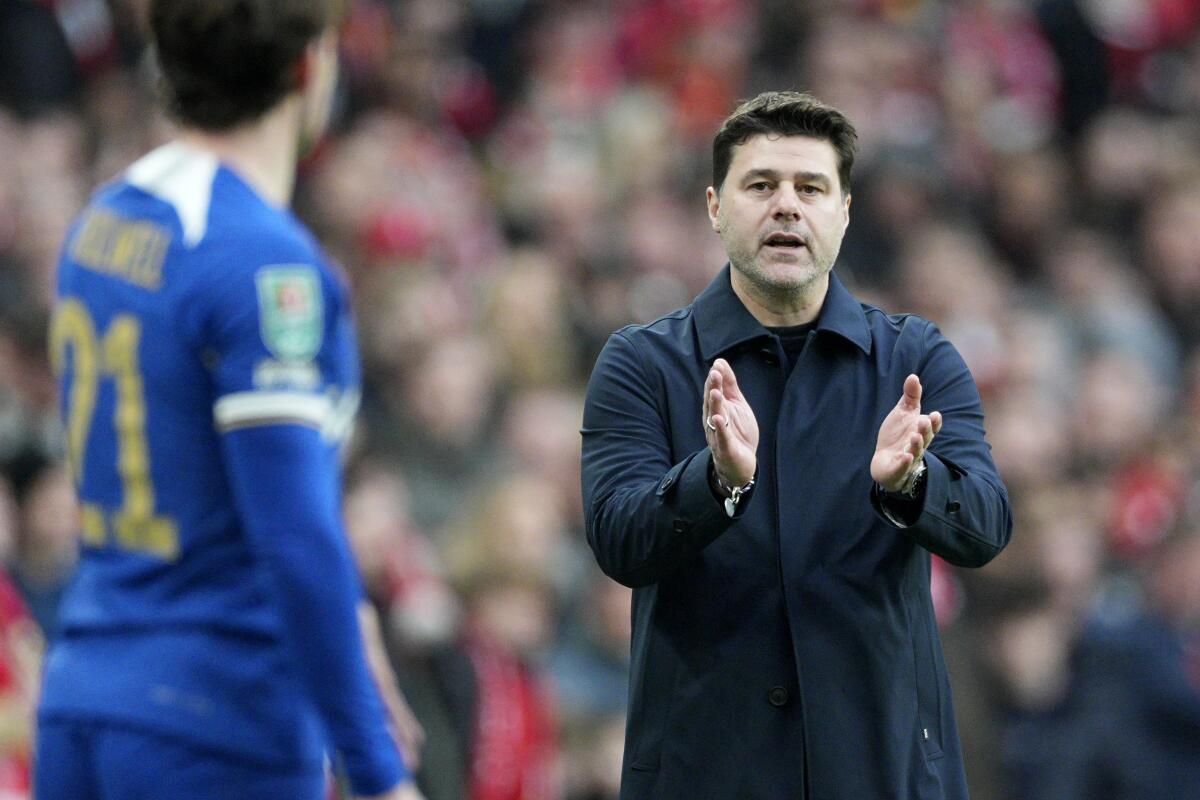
763,233,806,249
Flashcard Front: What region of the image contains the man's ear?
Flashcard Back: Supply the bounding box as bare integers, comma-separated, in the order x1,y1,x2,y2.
293,49,312,90
294,33,332,91
706,186,721,233
843,191,852,228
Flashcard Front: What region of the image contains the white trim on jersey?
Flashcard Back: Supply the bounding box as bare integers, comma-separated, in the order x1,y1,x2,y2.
325,388,361,444
214,390,360,444
126,141,219,247
214,391,331,432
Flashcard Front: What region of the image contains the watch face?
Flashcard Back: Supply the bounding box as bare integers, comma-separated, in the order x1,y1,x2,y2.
902,462,926,497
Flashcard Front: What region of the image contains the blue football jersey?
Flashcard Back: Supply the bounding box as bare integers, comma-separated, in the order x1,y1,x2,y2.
39,141,364,766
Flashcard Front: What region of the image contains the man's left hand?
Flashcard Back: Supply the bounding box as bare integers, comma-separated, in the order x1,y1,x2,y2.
358,602,426,770
871,373,942,492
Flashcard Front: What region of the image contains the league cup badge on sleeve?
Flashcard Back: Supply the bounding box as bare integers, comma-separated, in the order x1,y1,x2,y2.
256,266,324,362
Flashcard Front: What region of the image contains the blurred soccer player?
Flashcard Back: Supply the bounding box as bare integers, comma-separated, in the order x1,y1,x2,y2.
34,1,425,798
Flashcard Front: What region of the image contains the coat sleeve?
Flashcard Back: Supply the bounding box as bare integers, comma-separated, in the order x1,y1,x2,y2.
581,331,745,587
871,320,1013,568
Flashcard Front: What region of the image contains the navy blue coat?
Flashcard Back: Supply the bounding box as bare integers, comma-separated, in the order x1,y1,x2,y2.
581,267,1012,799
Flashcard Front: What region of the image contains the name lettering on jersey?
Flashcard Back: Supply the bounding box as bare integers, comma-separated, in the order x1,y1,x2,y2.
255,266,323,362
70,209,170,290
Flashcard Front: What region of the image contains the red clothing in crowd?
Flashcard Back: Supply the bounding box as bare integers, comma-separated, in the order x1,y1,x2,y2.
0,572,37,798
465,631,557,800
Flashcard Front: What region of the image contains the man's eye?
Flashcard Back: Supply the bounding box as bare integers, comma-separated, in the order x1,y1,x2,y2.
749,182,771,192
801,185,820,195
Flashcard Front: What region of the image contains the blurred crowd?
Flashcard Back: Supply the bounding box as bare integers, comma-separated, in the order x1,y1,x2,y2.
2,0,1200,797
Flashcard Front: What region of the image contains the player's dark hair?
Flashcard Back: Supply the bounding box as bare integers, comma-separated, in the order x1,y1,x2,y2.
150,0,343,131
712,91,858,195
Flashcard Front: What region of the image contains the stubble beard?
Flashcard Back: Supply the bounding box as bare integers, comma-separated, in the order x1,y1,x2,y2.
719,217,841,304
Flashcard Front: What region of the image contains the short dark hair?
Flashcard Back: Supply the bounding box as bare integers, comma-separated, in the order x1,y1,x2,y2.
712,91,858,194
150,0,343,131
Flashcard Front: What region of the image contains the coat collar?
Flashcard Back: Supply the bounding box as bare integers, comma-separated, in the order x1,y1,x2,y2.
693,265,873,361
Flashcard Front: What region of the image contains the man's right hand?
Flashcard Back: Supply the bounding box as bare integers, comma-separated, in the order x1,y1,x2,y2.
702,358,759,489
359,781,427,800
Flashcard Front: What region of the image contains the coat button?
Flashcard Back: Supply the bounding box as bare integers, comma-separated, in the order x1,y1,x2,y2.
660,476,674,492
947,500,961,513
767,686,789,707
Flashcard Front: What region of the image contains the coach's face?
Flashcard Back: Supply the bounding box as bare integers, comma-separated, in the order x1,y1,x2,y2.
707,134,851,297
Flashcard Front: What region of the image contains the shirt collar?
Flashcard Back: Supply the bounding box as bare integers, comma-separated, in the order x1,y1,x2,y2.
693,265,872,361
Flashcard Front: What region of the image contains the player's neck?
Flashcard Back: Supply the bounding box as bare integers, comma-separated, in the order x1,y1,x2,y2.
179,98,302,209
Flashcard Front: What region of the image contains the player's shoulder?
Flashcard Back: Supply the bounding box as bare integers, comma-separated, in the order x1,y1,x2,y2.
116,141,319,267
121,144,341,300
206,182,321,273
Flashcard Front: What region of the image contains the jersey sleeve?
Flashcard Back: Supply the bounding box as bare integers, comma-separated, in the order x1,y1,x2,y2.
207,261,357,436
197,257,408,793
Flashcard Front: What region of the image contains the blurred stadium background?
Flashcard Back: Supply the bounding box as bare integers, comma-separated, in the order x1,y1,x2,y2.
2,0,1200,798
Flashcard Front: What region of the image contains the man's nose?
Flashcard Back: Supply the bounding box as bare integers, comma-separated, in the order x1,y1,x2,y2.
772,184,802,219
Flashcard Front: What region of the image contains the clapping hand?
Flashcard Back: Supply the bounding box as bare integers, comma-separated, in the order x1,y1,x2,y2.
703,358,759,488
871,374,942,492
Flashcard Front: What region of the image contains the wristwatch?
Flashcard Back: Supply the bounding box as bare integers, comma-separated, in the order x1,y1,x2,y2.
876,458,927,528
897,458,927,499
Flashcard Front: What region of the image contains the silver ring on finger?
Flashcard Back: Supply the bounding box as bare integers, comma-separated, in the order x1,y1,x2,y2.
706,416,717,432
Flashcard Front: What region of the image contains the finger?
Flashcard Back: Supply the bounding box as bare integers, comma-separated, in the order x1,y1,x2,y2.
714,358,745,402
711,414,738,465
899,373,921,411
891,450,915,476
702,368,719,419
396,699,426,747
875,447,916,489
707,388,725,437
917,415,934,449
908,431,924,458
930,410,943,436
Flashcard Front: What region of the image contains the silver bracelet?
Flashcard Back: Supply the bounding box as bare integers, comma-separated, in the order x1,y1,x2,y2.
717,474,755,517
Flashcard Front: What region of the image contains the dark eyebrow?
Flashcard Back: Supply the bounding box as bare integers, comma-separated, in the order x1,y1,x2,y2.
741,169,832,187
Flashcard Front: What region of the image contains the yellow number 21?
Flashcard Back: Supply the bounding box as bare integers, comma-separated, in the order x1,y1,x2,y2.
50,299,179,560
